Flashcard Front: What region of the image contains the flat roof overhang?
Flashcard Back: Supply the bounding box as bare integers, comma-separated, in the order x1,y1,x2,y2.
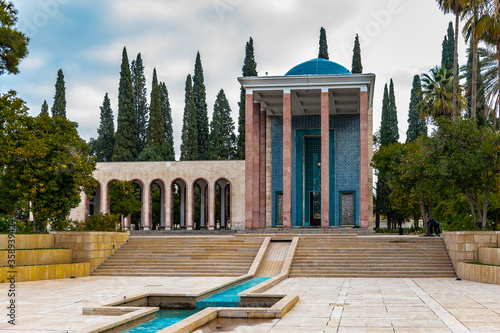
238,74,375,116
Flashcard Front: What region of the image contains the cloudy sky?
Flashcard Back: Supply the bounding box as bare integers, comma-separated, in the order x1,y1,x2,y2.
2,0,467,157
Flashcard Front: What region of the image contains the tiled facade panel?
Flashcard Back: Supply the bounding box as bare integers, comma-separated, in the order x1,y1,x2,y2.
271,114,360,226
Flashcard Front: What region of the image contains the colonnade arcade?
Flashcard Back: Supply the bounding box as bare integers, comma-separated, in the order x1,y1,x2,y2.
78,161,245,230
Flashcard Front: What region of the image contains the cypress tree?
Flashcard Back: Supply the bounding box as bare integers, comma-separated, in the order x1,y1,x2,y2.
51,69,66,118
112,47,137,161
442,22,455,72
40,100,49,115
180,74,198,161
138,69,164,161
379,85,391,146
380,80,399,146
236,37,257,159
388,79,399,143
131,53,148,156
146,69,164,147
160,81,175,161
406,75,427,142
209,89,236,160
95,93,115,162
351,34,362,74
318,27,329,60
192,51,209,160
377,80,399,230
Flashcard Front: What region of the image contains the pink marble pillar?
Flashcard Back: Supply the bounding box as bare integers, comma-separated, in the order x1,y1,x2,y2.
321,90,330,229
283,91,292,229
259,109,266,229
252,103,261,228
164,182,172,230
142,182,151,230
360,90,369,228
245,93,255,229
101,182,109,214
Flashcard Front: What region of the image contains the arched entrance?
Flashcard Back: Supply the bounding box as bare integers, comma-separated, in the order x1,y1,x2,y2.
171,179,186,229
215,178,231,229
150,179,165,230
131,180,144,230
88,180,101,216
193,179,208,230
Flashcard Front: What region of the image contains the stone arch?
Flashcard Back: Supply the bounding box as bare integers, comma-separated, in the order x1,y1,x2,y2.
149,179,166,230
171,178,187,229
131,179,145,230
192,178,209,230
215,178,231,229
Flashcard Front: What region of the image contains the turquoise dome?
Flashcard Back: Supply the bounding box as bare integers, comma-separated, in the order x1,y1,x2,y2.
285,58,351,76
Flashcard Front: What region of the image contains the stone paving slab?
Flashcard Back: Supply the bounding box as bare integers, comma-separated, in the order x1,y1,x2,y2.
1,277,500,332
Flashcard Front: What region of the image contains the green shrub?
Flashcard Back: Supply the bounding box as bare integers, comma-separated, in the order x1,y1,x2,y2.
50,218,82,231
0,215,15,233
82,213,121,232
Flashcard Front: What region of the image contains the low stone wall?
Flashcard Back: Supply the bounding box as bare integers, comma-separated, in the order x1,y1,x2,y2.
0,262,90,282
456,262,500,285
442,231,500,267
0,234,54,249
478,247,500,266
0,249,73,266
52,231,129,271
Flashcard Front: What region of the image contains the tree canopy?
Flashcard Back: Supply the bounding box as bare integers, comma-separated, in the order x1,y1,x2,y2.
0,0,29,75
351,34,362,74
0,91,96,231
237,37,257,159
318,27,329,60
51,69,66,118
113,47,137,161
209,89,236,160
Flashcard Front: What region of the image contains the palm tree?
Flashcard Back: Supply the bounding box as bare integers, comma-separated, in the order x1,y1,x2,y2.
479,47,499,124
477,1,500,128
419,66,466,120
462,0,486,120
436,0,465,121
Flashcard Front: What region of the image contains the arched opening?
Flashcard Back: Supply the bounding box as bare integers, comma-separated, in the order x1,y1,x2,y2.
88,180,101,217
171,179,186,229
131,180,144,230
215,178,231,229
193,179,208,230
150,179,165,230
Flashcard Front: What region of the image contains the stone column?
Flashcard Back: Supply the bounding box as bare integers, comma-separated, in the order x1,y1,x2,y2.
265,115,273,227
283,90,292,229
321,89,330,229
259,109,266,229
142,182,151,230
360,89,369,228
165,181,171,230
101,181,109,214
245,93,255,229
252,102,261,228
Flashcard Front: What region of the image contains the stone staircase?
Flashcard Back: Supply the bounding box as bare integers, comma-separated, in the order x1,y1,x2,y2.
92,234,456,278
91,236,262,277
289,235,456,278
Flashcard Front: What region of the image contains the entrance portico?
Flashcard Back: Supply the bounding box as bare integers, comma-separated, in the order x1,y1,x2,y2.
239,58,375,229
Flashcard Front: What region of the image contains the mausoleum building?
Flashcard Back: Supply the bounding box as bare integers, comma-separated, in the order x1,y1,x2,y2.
70,58,375,230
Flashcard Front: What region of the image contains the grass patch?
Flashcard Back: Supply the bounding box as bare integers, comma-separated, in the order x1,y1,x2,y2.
0,248,67,251
464,262,500,267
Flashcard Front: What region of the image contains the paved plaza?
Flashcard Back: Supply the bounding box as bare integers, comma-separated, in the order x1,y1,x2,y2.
1,276,500,332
